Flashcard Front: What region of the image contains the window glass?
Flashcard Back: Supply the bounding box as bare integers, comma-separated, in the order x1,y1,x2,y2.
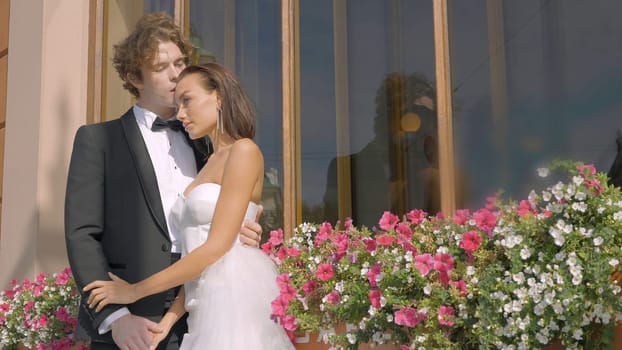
188,0,283,232
450,0,622,208
300,0,437,228
144,0,174,13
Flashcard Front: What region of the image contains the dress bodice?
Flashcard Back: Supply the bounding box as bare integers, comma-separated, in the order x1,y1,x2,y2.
170,183,259,255
168,183,294,349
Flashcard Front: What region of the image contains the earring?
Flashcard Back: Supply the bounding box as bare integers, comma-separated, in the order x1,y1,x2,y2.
217,107,224,134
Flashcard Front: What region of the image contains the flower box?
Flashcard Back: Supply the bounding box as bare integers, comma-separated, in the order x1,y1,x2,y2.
265,161,622,349
294,324,394,350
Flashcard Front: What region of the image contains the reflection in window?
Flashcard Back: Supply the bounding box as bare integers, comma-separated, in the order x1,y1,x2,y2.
300,0,437,229
450,0,622,209
187,0,283,234
144,0,174,14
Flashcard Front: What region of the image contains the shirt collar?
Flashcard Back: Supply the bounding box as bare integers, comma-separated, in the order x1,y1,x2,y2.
133,105,160,130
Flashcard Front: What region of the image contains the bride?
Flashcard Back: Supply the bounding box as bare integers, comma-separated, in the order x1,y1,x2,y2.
84,63,295,350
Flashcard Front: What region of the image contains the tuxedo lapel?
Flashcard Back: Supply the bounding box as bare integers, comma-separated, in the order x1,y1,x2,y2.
119,110,169,239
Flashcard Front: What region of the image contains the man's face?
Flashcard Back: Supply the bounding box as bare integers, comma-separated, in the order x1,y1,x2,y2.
132,41,186,117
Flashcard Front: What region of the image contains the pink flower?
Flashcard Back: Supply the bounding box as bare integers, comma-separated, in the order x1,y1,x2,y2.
394,307,425,327
33,285,44,297
376,234,396,246
260,241,273,254
364,238,377,252
316,263,334,281
22,277,32,290
326,290,340,304
314,222,333,246
55,271,70,286
276,246,289,260
271,295,289,317
343,217,353,230
368,289,382,308
276,273,291,289
36,272,47,284
414,254,434,276
434,253,455,285
302,280,318,296
453,209,470,225
24,301,35,312
286,246,301,257
434,253,455,273
400,240,418,255
577,164,596,175
452,280,467,297
406,209,427,225
473,208,497,236
517,200,535,217
460,231,482,253
269,228,284,246
485,193,500,209
395,223,412,241
282,315,297,332
53,307,71,322
438,306,455,326
367,263,383,287
379,211,399,231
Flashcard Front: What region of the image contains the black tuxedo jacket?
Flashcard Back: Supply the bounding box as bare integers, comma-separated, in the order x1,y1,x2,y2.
64,108,206,344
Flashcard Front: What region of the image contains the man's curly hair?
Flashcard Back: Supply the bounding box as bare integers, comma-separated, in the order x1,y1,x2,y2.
113,12,194,98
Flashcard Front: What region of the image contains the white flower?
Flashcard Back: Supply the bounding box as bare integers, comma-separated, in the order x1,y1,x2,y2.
520,247,531,260
593,236,604,246
423,284,432,295
537,168,550,177
609,259,619,267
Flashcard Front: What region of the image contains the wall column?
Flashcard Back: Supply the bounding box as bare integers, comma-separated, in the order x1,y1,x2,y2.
0,0,90,289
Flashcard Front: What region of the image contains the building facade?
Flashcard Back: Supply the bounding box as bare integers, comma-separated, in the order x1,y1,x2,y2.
1,0,622,291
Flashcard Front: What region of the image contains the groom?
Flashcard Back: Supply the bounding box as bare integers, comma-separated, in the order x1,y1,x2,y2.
64,13,263,350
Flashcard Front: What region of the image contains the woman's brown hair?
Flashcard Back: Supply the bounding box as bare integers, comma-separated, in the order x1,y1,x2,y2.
178,63,256,141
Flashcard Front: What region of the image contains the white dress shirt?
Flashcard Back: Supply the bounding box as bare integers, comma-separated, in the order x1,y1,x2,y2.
99,105,198,334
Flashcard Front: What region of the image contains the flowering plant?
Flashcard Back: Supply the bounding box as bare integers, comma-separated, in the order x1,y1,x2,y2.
263,161,622,349
470,161,622,349
0,268,85,350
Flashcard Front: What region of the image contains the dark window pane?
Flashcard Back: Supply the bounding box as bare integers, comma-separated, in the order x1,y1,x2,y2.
450,0,622,208
301,0,437,228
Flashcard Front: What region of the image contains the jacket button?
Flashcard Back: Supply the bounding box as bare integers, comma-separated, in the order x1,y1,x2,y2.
161,243,169,252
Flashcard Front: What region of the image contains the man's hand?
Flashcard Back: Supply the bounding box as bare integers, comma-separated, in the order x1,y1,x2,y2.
111,314,163,350
239,204,263,247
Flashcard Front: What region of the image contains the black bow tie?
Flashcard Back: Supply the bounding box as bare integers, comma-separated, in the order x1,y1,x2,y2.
151,117,184,132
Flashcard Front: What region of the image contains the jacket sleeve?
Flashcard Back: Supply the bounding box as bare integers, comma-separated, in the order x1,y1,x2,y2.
64,125,123,328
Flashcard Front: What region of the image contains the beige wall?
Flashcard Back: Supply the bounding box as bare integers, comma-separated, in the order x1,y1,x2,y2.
0,0,90,289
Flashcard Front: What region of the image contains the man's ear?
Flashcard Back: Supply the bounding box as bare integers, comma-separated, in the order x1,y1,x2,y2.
127,72,143,91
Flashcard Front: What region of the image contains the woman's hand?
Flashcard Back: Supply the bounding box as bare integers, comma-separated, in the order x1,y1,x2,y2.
149,322,170,350
83,272,139,312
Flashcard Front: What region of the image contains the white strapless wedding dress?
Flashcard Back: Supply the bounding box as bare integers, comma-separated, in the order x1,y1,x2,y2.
170,183,294,349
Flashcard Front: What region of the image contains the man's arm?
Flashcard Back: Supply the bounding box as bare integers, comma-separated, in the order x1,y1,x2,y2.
66,126,161,349
65,126,123,327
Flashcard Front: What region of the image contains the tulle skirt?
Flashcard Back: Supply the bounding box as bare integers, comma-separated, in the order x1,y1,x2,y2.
181,243,295,350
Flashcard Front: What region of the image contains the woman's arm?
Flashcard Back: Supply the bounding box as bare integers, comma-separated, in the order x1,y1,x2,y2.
150,288,187,350
84,139,263,310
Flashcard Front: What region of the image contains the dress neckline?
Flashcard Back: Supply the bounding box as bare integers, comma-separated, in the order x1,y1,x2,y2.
182,182,260,207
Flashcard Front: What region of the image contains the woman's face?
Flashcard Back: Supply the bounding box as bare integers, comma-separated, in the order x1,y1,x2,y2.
175,73,220,139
